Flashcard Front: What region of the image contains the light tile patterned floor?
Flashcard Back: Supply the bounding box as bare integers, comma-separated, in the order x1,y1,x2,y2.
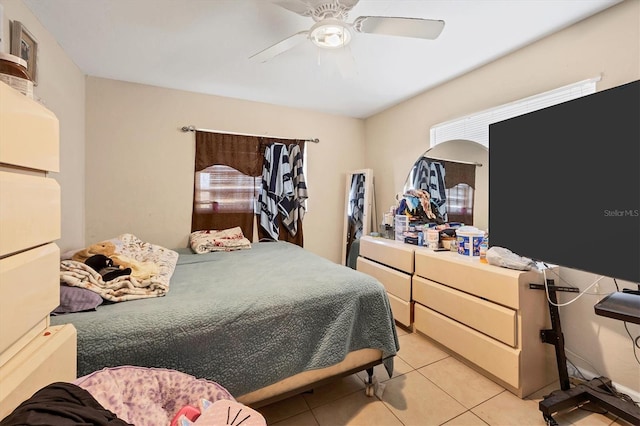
257,326,633,426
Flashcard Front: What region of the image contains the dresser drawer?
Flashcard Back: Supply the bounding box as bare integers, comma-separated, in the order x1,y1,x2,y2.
413,276,517,347
414,250,537,309
387,292,412,327
0,243,60,356
0,172,61,256
0,324,76,420
357,257,412,301
359,236,414,274
414,303,520,388
0,82,59,172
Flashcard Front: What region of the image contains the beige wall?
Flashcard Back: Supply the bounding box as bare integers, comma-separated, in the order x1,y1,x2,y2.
85,77,365,262
365,0,639,396
1,0,85,252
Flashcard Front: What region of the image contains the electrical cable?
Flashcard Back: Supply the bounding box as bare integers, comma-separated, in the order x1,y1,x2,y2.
623,322,640,365
613,278,640,364
589,377,639,406
542,267,604,307
565,348,603,376
539,267,579,288
542,274,640,404
566,349,640,406
565,356,589,381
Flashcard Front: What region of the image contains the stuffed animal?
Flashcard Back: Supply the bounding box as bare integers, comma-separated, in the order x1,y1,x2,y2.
72,240,160,281
72,241,116,263
84,254,132,282
111,254,160,281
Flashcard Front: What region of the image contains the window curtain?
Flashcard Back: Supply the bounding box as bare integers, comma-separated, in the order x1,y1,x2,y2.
436,159,476,189
437,159,476,225
191,131,305,247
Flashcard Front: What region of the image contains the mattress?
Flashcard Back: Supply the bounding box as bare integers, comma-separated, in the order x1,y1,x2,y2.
51,241,399,397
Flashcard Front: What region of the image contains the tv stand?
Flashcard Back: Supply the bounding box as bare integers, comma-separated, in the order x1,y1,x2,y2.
530,280,640,426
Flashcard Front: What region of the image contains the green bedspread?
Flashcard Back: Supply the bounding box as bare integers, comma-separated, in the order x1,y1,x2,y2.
51,241,399,397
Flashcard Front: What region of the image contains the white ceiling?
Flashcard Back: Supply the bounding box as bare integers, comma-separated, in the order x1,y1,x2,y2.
24,0,621,118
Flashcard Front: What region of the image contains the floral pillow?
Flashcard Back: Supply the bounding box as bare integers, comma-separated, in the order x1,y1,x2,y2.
189,227,251,254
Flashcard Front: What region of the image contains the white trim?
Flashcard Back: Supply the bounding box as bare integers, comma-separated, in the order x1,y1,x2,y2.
430,76,601,148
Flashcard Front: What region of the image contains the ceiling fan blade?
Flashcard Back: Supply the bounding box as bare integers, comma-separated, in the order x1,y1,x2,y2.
273,0,315,16
336,0,360,10
249,31,309,63
353,16,445,40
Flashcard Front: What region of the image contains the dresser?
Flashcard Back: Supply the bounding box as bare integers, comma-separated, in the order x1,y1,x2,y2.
357,236,415,327
412,248,557,397
0,82,77,419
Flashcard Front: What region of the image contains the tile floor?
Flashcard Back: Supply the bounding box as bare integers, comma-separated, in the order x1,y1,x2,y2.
257,326,632,426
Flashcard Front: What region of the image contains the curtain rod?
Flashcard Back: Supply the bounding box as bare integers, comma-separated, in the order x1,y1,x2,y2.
425,155,483,167
180,125,320,144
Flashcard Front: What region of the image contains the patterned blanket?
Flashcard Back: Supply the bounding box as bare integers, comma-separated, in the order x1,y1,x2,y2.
189,227,251,254
60,234,179,302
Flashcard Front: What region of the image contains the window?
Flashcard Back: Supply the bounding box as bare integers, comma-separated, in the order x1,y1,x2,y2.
191,130,307,246
430,77,600,148
194,165,260,214
446,183,474,224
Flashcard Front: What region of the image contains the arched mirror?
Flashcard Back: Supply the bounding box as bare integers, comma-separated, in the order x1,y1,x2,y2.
342,169,374,266
402,139,488,231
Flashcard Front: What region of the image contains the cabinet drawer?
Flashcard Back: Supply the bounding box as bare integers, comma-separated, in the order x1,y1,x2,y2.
414,250,536,309
413,276,517,346
387,292,412,327
0,243,60,355
357,257,412,301
0,82,59,172
0,324,76,420
0,172,60,256
359,237,414,274
414,303,520,388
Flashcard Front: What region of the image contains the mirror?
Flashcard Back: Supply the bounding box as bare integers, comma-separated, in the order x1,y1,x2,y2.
402,139,488,231
342,169,374,266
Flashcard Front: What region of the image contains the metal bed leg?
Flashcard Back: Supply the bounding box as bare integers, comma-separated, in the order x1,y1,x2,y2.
365,367,376,397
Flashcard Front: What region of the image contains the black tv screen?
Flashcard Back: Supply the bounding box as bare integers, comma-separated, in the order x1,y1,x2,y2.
489,80,639,283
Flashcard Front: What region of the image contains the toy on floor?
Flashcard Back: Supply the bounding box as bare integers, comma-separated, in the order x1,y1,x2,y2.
171,399,266,426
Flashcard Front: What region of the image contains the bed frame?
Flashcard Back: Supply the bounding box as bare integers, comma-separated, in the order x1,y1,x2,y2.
238,349,383,408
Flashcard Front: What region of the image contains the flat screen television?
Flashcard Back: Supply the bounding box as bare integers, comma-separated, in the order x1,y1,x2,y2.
489,80,639,283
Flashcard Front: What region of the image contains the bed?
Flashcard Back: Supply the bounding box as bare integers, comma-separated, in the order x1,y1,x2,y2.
50,239,399,407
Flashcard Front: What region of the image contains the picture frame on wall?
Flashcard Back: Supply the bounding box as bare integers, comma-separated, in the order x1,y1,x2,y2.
10,21,38,85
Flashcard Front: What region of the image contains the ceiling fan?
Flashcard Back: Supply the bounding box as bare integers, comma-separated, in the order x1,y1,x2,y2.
250,0,445,63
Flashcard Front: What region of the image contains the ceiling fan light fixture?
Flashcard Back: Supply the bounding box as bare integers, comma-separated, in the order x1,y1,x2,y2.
310,20,351,49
